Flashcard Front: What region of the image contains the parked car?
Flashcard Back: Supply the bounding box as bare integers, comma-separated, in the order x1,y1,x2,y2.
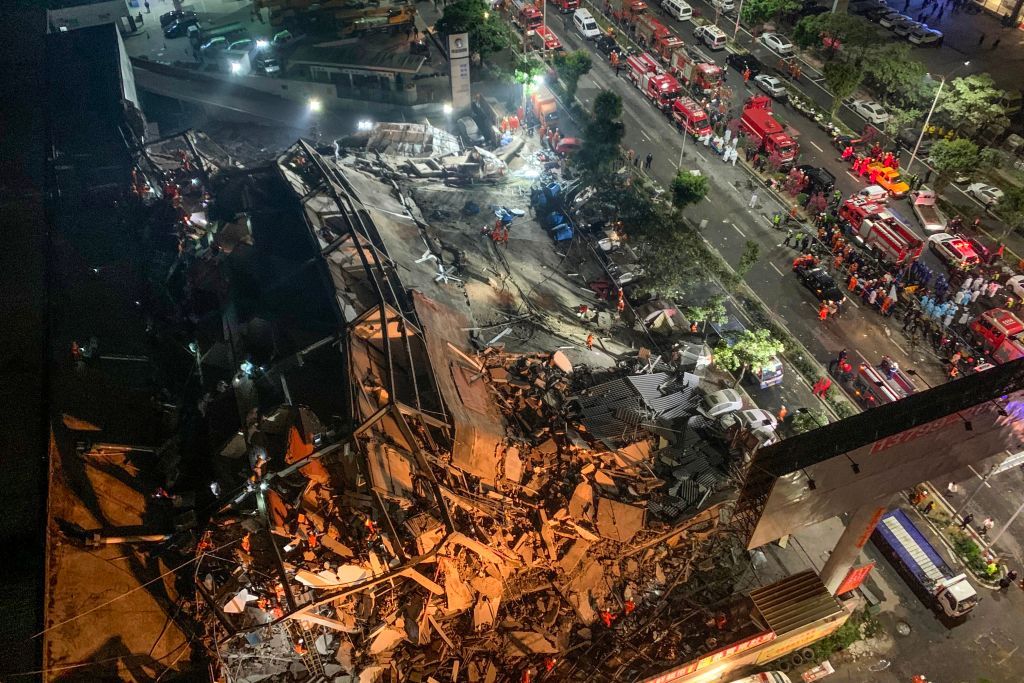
163,17,199,38
200,36,228,53
1007,274,1024,299
457,116,485,146
759,32,794,55
908,27,943,45
160,10,197,27
699,388,743,418
796,266,846,304
596,35,624,58
965,236,993,264
717,409,779,446
967,182,1004,206
726,52,762,76
272,29,294,46
573,9,602,40
694,24,728,50
849,0,885,14
797,164,836,195
851,99,890,125
897,127,933,154
711,0,736,12
893,18,923,37
928,233,981,268
662,0,694,21
878,11,907,28
254,56,281,74
754,74,787,99
865,6,897,21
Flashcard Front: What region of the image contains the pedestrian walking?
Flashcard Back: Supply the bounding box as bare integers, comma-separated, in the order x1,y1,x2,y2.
145,0,150,11
959,512,974,530
586,333,595,351
979,516,994,536
777,405,788,422
812,376,832,398
748,192,758,209
633,154,640,167
947,481,959,495
782,227,794,247
922,501,935,515
644,152,653,169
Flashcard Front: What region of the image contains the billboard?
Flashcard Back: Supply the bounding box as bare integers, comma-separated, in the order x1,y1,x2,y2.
448,33,471,110
835,562,876,595
744,359,1024,549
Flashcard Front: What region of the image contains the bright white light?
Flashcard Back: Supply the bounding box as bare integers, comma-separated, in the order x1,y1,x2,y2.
357,119,373,131
443,102,454,115
230,61,242,74
255,39,269,49
533,73,545,85
308,97,323,113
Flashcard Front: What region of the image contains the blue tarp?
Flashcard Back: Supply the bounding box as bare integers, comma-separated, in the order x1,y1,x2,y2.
873,508,950,584
551,225,573,241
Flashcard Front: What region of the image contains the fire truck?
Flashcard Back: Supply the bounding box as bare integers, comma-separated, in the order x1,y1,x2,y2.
625,53,681,111
838,197,923,265
669,47,723,95
609,0,648,25
671,97,711,137
549,0,580,12
850,360,917,408
739,96,798,167
510,0,543,31
531,25,562,51
970,308,1024,364
635,15,684,62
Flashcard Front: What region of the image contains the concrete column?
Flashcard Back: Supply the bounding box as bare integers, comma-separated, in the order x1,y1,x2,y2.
820,502,888,595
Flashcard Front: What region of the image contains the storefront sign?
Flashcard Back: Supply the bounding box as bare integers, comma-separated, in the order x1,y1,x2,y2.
642,631,776,683
448,33,471,110
754,615,849,666
836,562,876,595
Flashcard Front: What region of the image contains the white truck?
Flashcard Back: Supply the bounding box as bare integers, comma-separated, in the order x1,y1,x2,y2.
910,189,947,234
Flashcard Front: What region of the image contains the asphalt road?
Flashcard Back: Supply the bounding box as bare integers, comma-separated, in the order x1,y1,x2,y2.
548,15,949,416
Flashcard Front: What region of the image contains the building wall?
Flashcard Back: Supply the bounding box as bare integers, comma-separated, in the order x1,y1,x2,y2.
47,0,129,34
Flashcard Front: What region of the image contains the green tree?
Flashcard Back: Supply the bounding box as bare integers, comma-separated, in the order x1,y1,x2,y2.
576,91,625,180
791,408,829,434
823,59,863,117
554,50,593,102
793,14,875,60
671,171,709,211
513,55,546,85
937,74,1008,139
741,0,801,25
737,240,760,278
997,186,1024,240
685,297,728,335
639,229,709,300
880,106,924,138
436,0,512,61
862,44,931,108
713,329,786,385
928,138,980,194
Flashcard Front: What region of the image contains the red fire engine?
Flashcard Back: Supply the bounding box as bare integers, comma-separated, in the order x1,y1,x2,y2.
549,0,580,13
625,52,681,111
668,47,723,95
609,0,647,25
531,25,562,51
838,197,923,265
671,97,711,137
510,0,543,31
634,15,684,62
850,360,917,408
739,96,798,166
970,308,1024,364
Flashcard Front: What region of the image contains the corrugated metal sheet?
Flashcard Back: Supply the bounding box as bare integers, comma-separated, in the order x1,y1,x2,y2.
749,570,843,636
626,373,672,401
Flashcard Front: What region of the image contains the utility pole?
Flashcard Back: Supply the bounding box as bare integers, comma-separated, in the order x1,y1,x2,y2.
954,464,995,518
989,497,1024,546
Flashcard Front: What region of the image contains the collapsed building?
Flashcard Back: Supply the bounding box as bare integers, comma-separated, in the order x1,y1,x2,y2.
128,133,850,683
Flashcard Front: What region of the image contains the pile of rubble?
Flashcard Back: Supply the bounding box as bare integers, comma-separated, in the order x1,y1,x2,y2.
196,340,744,682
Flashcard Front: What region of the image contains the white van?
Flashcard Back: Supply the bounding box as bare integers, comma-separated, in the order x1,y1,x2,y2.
712,0,736,11
662,0,693,21
573,8,601,40
694,24,727,50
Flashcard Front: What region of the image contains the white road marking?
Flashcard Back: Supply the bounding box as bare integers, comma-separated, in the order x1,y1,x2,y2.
770,263,784,276
730,222,744,237
705,194,714,203
967,464,993,487
809,140,823,153
855,350,871,365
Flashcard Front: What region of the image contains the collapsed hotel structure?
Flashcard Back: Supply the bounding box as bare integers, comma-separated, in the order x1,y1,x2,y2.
120,130,1024,682
120,134,848,682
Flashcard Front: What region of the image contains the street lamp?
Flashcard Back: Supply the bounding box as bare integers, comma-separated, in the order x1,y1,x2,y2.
443,102,454,116
733,0,745,39
907,60,970,175
308,97,322,113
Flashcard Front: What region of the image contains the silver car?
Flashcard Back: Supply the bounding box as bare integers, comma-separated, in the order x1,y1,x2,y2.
754,74,787,99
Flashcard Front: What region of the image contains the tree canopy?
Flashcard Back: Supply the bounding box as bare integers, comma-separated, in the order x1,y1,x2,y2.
937,74,1008,139
713,329,785,384
997,186,1024,239
575,91,625,179
862,44,932,108
927,139,980,194
823,59,863,117
793,13,875,60
671,171,709,211
737,240,760,278
791,408,829,434
436,0,512,60
741,0,801,25
554,50,593,102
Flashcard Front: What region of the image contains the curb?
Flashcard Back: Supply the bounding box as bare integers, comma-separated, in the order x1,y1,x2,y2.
915,483,1003,590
